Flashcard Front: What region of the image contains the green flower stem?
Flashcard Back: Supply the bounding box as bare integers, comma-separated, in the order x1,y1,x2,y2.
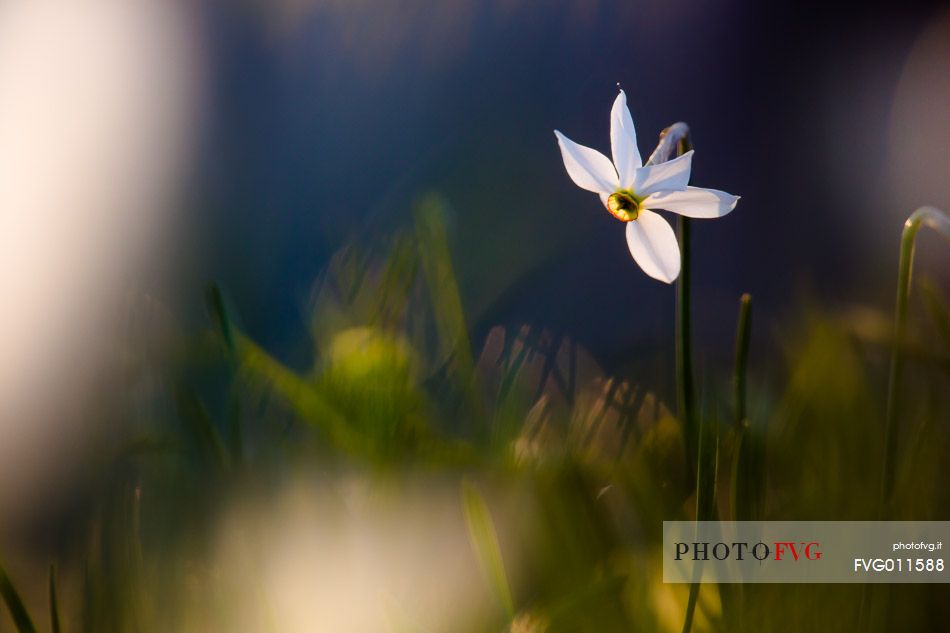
879,206,950,515
676,214,697,476
647,123,697,477
648,124,710,633
674,132,696,480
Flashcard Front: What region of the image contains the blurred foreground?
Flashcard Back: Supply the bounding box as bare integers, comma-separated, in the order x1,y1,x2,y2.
1,198,947,633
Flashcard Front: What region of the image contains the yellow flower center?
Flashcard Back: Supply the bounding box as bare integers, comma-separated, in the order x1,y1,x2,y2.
606,190,640,222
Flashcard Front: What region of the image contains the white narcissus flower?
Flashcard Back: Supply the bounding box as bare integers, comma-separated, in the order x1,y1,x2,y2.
554,89,739,283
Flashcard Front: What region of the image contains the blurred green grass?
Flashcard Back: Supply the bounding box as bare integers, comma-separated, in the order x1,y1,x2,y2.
1,195,948,633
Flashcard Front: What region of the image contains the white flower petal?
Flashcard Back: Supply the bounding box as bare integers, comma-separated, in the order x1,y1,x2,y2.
610,89,642,188
632,151,693,197
625,210,680,283
554,130,618,194
642,186,739,218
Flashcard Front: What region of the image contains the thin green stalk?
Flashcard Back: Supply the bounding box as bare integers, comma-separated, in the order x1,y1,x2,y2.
730,293,760,522
728,294,752,633
677,214,696,475
676,133,696,479
647,124,709,633
206,283,244,464
681,564,701,633
730,292,761,522
48,564,61,633
879,206,950,515
414,195,487,426
733,293,752,431
681,408,719,633
461,481,515,622
647,124,697,476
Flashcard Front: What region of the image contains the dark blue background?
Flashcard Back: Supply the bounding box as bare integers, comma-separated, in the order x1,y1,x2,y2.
190,0,948,375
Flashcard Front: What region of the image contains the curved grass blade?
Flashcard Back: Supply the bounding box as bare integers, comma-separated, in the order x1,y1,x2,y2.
880,207,950,514
460,480,514,620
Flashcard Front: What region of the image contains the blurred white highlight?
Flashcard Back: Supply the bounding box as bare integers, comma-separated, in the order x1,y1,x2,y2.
215,479,501,633
888,8,950,217
0,0,199,516
888,9,950,277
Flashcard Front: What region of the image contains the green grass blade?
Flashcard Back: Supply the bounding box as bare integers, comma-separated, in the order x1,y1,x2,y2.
372,234,420,330
203,282,366,455
235,335,361,451
206,283,246,462
460,480,514,620
727,295,756,633
682,408,719,633
733,293,753,430
48,564,61,633
174,385,228,469
880,206,950,514
0,561,38,633
205,283,235,353
731,293,764,523
414,195,485,423
497,329,533,405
